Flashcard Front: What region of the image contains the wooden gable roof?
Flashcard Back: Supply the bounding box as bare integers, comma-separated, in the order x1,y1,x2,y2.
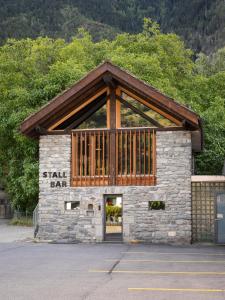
20,61,203,150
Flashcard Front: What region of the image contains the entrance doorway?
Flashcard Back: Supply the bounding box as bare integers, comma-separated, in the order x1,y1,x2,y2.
104,195,122,241
216,193,225,244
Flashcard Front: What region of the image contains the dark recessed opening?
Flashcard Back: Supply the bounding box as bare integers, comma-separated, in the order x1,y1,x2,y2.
88,204,94,210
149,201,165,210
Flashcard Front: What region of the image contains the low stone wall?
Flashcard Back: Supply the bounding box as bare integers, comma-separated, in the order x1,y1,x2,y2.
38,131,192,244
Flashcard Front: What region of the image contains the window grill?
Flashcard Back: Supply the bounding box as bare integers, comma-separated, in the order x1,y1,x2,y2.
71,128,156,186
192,181,225,242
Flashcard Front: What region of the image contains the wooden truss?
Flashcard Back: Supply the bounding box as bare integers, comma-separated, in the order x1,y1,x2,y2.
20,61,203,187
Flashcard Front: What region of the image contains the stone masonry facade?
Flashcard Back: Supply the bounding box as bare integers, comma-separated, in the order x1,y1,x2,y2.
37,131,192,244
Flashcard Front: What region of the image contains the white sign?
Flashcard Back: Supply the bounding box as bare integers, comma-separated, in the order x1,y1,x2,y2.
168,231,176,237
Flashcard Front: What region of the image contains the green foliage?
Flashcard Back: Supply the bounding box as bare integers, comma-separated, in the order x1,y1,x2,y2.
196,48,225,75
106,206,122,222
0,22,224,212
149,201,165,210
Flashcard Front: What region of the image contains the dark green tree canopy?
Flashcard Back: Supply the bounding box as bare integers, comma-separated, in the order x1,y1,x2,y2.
0,0,224,54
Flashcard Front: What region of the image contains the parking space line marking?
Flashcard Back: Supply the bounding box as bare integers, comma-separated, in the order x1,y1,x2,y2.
106,259,225,263
122,252,225,256
128,288,225,293
89,270,225,275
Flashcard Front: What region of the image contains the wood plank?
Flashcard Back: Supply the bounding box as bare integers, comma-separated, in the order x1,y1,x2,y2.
152,130,156,176
130,130,132,184
71,134,75,184
110,87,116,129
106,87,110,129
109,87,117,185
93,133,96,186
133,131,137,179
110,131,116,185
84,132,87,185
148,130,150,175
80,132,82,186
116,88,121,128
139,130,141,177
98,131,101,185
144,130,146,183
102,131,105,177
116,130,118,185
120,130,123,185
107,131,110,184
125,131,128,180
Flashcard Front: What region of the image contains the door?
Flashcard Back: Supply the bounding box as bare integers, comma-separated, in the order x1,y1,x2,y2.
216,193,225,244
104,195,122,241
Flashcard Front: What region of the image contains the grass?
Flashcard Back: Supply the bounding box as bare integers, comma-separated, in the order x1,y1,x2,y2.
9,217,33,227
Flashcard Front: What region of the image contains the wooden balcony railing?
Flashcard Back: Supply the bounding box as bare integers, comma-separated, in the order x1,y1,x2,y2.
71,128,156,186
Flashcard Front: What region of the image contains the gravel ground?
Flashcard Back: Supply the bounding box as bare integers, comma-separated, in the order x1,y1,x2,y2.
0,219,33,243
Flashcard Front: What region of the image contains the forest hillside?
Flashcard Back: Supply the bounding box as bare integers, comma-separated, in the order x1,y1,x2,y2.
0,0,224,54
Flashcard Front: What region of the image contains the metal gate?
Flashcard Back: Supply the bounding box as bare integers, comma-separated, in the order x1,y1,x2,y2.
191,180,225,243
0,188,12,219
0,202,12,218
216,193,225,244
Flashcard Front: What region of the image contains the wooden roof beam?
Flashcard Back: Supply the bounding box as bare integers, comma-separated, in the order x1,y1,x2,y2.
48,87,108,131
118,86,182,126
116,95,163,128
103,74,116,89
64,95,107,132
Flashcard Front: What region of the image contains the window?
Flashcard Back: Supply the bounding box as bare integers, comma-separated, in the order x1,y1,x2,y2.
149,201,165,210
65,201,80,210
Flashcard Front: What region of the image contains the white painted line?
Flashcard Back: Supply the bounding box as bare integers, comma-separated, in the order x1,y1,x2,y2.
106,259,225,263
128,287,225,293
89,270,225,275
121,251,225,256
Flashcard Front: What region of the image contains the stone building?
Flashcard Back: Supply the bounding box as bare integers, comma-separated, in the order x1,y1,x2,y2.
21,61,203,244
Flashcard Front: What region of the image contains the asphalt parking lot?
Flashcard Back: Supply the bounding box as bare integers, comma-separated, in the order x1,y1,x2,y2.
0,242,225,300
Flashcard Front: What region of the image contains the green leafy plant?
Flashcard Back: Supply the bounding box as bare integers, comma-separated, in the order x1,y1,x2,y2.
149,201,165,210
106,205,122,222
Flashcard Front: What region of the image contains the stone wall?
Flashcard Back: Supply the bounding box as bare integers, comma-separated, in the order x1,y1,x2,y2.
38,131,192,244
